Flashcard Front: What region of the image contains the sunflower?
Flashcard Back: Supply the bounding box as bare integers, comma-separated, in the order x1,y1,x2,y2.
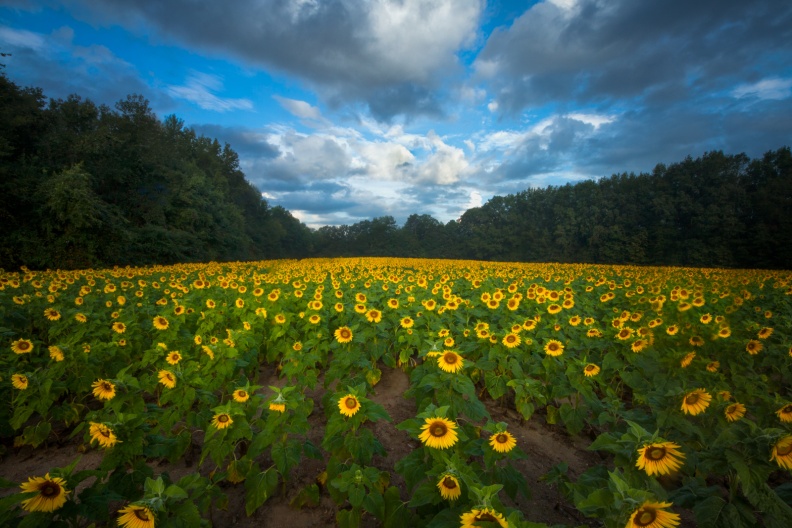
460,507,509,528
725,403,746,422
338,394,361,417
681,389,711,415
502,333,521,348
583,364,600,377
233,389,250,403
92,379,116,400
334,326,353,344
365,309,382,323
117,504,156,528
75,313,87,323
44,308,61,321
437,351,464,373
274,313,286,324
418,417,458,449
547,303,562,314
770,435,792,470
757,327,773,339
625,501,680,528
680,352,695,368
334,302,344,312
158,370,176,389
12,373,28,390
666,325,679,336
689,336,705,347
745,340,763,355
19,473,69,512
706,361,719,372
211,413,233,429
490,431,517,453
11,338,34,354
437,474,461,500
775,404,792,423
165,351,182,365
544,339,564,356
354,304,367,314
636,442,685,476
309,314,321,324
153,316,169,330
631,339,648,353
89,422,119,448
269,402,286,413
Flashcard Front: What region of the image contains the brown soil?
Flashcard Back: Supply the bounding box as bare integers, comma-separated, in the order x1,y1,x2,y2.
0,366,603,527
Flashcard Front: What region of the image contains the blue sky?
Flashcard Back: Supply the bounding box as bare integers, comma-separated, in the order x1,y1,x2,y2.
2,0,791,227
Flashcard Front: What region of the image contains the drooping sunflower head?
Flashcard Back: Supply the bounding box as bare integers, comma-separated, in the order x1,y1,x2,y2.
681,389,711,415
117,504,156,528
19,473,69,513
489,431,517,453
269,402,286,413
211,413,233,429
437,351,464,373
418,417,459,449
626,501,680,528
636,442,685,476
437,474,461,500
338,394,361,417
92,379,116,401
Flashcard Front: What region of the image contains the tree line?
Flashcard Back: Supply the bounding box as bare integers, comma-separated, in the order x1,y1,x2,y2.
1,74,790,270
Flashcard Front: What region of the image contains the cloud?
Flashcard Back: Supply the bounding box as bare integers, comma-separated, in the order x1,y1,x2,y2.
60,0,484,120
475,0,792,111
732,77,792,100
167,72,253,112
273,96,323,121
0,26,46,50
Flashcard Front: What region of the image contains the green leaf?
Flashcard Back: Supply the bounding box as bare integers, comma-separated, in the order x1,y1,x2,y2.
164,484,188,499
290,483,321,509
348,484,365,508
407,479,439,508
144,476,165,496
245,468,279,516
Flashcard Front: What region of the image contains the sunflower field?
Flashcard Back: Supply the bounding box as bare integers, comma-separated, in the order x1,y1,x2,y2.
1,258,791,528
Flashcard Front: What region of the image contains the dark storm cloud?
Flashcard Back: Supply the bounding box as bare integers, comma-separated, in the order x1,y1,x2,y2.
477,0,792,111
58,0,482,121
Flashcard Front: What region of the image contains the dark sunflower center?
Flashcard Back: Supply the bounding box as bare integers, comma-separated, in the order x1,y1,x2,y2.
101,382,112,391
99,428,111,438
442,477,457,489
19,342,30,350
496,434,508,444
647,446,666,460
549,344,559,351
685,393,700,405
134,509,150,521
777,442,792,456
219,415,229,423
475,512,498,522
635,508,657,527
585,365,596,372
341,330,350,338
345,397,358,409
238,391,247,398
444,353,458,364
430,423,448,437
783,405,792,414
40,482,60,497
507,336,516,343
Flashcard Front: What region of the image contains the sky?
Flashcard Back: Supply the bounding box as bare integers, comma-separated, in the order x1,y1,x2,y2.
2,0,791,228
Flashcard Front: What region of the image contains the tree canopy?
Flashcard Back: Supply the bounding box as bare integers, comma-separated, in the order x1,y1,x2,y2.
1,74,789,270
